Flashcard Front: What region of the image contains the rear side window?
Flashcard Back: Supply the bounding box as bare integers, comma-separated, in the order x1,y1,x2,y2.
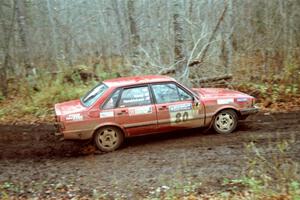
119,86,151,107
102,89,121,109
152,83,180,103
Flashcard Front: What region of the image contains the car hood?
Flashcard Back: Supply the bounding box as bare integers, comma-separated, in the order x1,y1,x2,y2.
192,88,252,99
54,99,86,116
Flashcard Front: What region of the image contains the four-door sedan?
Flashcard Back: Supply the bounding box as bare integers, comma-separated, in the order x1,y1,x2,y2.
54,75,258,152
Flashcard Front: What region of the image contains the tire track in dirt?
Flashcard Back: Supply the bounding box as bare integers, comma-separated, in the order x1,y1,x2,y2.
0,111,299,159
0,111,299,198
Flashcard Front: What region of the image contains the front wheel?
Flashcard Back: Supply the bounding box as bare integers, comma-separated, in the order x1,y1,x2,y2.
213,110,238,134
94,126,124,152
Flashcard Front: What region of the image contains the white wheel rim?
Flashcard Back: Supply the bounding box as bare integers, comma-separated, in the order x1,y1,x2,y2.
215,113,234,132
98,129,118,149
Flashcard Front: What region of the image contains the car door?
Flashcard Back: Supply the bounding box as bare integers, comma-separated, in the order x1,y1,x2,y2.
151,82,204,132
114,85,158,136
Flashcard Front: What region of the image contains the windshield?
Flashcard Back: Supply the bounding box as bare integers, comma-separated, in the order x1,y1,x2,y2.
81,83,108,107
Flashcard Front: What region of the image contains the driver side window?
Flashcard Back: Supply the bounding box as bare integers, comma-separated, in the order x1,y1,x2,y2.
178,87,193,101
152,83,192,104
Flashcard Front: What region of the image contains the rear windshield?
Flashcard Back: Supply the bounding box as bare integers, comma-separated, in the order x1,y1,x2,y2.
81,83,108,107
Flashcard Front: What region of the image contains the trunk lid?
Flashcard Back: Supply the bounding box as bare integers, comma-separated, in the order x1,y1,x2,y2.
54,99,86,116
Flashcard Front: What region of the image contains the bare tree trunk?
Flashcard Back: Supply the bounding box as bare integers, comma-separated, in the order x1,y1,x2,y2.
189,4,227,67
15,0,31,76
0,1,16,96
225,0,233,74
127,0,140,66
173,0,188,83
111,0,126,66
111,0,126,46
46,0,58,68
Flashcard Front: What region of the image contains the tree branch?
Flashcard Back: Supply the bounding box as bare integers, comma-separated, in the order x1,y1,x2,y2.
189,3,228,67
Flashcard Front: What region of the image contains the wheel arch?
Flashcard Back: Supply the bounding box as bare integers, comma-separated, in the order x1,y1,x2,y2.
92,123,127,138
213,106,241,119
209,107,241,128
212,107,239,134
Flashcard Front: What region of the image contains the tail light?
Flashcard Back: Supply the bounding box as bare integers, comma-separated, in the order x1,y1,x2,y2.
252,98,256,106
55,115,65,131
55,115,60,122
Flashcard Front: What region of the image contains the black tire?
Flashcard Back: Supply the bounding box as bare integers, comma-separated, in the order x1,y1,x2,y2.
213,109,238,134
94,126,124,152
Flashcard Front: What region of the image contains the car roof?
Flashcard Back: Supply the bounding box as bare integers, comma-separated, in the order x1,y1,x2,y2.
103,75,175,88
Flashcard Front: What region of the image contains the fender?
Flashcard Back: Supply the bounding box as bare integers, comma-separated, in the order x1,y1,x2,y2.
92,122,128,137
213,105,240,116
201,105,239,128
198,99,207,126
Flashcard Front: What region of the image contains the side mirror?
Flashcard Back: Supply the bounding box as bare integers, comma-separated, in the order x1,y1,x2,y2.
192,96,196,101
192,96,199,106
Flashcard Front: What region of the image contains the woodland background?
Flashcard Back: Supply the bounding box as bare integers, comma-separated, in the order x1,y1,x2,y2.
0,0,300,121
1,1,300,199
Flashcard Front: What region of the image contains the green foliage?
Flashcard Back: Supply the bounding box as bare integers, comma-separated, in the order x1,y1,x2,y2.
283,60,299,82
0,181,20,198
223,140,300,199
226,177,263,194
0,93,4,102
0,67,119,122
236,81,299,104
146,180,201,200
235,58,300,106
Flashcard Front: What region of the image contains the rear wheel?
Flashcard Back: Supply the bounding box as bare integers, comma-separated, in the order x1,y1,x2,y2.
213,110,238,134
94,126,124,152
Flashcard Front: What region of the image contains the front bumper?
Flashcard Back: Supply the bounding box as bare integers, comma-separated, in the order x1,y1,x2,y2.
240,106,259,115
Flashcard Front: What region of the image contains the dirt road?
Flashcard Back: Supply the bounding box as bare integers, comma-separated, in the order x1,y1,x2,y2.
0,111,300,199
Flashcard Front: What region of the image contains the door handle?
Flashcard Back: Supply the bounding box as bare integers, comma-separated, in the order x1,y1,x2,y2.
158,106,168,111
117,110,127,115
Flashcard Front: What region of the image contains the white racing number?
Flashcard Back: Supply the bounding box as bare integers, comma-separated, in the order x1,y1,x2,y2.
169,103,195,124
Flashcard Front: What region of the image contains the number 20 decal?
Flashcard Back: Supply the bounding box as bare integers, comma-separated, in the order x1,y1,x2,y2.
175,112,189,123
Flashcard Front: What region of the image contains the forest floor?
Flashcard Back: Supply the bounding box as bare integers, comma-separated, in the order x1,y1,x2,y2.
0,110,300,199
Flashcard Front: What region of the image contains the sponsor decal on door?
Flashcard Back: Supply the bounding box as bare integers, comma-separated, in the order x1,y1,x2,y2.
66,113,83,121
100,111,114,118
168,103,198,124
129,105,152,116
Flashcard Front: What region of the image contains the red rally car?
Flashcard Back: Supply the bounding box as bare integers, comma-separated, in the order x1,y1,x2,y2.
54,75,258,152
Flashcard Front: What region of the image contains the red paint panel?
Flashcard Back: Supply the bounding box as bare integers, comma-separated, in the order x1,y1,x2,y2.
114,105,157,136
